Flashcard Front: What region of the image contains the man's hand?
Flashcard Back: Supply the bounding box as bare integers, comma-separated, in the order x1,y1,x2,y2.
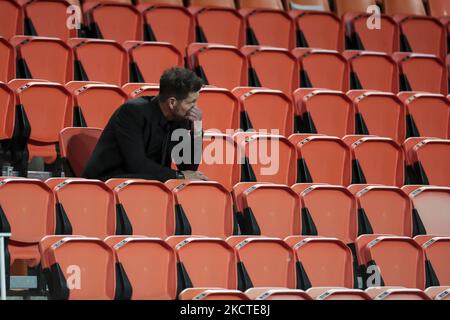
181,170,208,181
186,106,203,123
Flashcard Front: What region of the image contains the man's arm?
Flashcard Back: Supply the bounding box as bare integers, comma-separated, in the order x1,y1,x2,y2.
113,103,177,182
176,120,203,172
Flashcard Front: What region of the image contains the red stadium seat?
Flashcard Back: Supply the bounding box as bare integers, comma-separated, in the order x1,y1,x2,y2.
293,89,354,137
335,0,399,54
347,90,405,144
394,52,447,95
415,235,450,287
285,236,354,289
293,48,348,91
199,133,241,192
398,92,450,140
68,38,128,86
0,0,23,39
67,83,128,129
138,3,194,57
425,286,450,300
245,287,311,300
428,0,450,18
348,185,413,237
344,50,399,92
104,236,177,300
122,83,159,98
289,134,351,185
0,82,15,156
10,36,73,84
59,127,102,178
232,182,301,238
226,236,296,291
402,185,450,237
111,180,176,237
123,41,183,84
344,135,405,187
179,288,249,300
307,287,370,300
53,179,116,238
84,2,142,43
22,0,78,41
365,287,430,300
242,46,299,96
187,43,247,90
233,87,294,136
292,184,357,243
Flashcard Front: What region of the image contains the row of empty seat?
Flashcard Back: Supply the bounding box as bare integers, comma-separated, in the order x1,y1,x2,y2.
32,234,450,299
1,36,450,94
1,0,449,57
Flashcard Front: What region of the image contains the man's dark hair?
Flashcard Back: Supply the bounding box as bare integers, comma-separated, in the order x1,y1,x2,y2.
159,67,204,102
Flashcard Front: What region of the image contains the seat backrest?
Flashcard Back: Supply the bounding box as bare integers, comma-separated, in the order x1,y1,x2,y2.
307,287,371,300
0,179,55,244
293,49,348,91
68,38,128,86
235,183,301,238
349,185,412,237
291,135,351,185
293,89,354,138
0,82,14,141
238,0,284,10
344,136,405,186
53,179,116,238
171,181,235,237
245,287,312,300
107,236,177,300
403,186,450,236
71,83,128,129
45,237,116,300
233,87,295,136
292,184,357,243
190,0,236,8
187,43,247,90
285,236,354,289
398,92,450,140
334,0,377,16
428,0,450,17
113,180,176,238
348,90,405,144
365,287,430,300
123,41,183,84
417,236,450,286
10,36,73,84
180,288,249,300
227,236,296,290
287,0,330,11
242,46,299,96
0,0,22,39
59,127,103,177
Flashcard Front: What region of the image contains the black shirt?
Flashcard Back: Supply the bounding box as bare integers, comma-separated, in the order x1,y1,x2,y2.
82,96,201,182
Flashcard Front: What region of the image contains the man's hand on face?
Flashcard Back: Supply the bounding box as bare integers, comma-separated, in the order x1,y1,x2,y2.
181,170,208,181
185,106,203,123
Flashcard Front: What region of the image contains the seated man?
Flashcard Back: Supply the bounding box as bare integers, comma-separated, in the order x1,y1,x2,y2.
82,67,207,182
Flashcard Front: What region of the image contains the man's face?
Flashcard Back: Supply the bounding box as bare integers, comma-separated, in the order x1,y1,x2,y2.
170,91,199,121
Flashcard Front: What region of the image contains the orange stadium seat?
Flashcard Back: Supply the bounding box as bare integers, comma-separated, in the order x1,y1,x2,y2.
105,236,177,300
122,83,159,98
402,185,450,236
187,43,247,90
365,287,430,300
394,52,447,95
291,184,357,243
111,180,176,237
293,89,354,137
348,185,413,237
53,179,116,238
344,135,405,186
0,37,14,82
293,48,348,91
428,0,450,18
0,0,23,40
179,288,249,300
233,87,294,136
425,287,450,300
166,180,236,237
0,82,15,160
347,90,405,144
123,41,183,84
10,36,73,84
335,0,399,54
307,287,370,300
242,46,299,96
232,183,301,237
69,38,128,86
59,127,102,178
398,92,450,139
415,235,450,287
344,51,399,92
226,236,296,291
289,135,351,185
245,287,311,300
67,83,128,129
137,3,194,56
285,236,354,290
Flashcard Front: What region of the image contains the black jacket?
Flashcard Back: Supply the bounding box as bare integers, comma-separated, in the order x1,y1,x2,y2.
82,96,201,182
